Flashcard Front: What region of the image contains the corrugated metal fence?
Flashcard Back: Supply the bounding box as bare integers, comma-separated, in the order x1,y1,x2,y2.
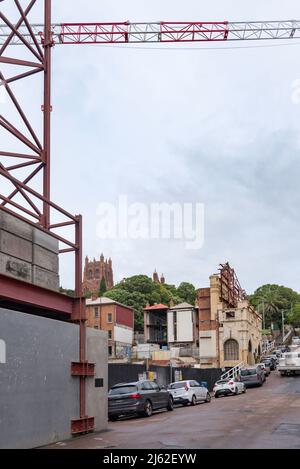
108,364,222,391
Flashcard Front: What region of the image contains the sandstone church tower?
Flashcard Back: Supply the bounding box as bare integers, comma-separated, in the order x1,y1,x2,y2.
82,254,114,294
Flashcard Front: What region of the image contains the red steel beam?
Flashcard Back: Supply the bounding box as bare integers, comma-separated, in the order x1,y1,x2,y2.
0,273,73,316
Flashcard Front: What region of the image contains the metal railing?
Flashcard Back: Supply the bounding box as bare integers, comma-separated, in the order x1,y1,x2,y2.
221,361,245,380
261,340,275,356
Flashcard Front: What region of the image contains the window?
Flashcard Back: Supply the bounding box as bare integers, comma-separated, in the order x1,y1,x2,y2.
173,311,177,341
95,268,100,279
224,339,239,361
94,326,99,330
191,381,200,387
94,307,99,318
150,382,159,391
109,385,137,395
108,346,113,356
88,269,93,279
226,311,235,319
107,313,113,323
108,330,112,340
141,381,152,390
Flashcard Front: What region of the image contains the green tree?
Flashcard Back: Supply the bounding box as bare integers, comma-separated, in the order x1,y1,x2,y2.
104,274,196,331
98,277,107,297
177,282,196,305
59,287,75,297
287,303,300,327
249,284,300,328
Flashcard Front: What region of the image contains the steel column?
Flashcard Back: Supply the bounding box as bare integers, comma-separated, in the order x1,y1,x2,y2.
42,0,52,229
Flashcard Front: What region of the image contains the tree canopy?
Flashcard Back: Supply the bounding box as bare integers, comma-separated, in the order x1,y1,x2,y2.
104,275,197,331
249,284,300,328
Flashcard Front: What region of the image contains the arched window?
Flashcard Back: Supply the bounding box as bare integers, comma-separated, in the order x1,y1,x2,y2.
95,268,100,279
88,269,93,280
224,339,239,361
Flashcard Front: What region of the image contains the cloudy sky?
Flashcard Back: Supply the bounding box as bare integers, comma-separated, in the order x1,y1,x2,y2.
2,1,300,293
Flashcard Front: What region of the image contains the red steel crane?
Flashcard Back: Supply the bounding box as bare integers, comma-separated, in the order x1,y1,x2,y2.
0,0,299,435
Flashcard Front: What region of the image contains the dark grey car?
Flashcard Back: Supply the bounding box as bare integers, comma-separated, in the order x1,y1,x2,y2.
108,380,174,421
240,366,265,387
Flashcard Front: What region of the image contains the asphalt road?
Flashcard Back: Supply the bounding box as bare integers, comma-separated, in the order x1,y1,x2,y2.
48,372,300,449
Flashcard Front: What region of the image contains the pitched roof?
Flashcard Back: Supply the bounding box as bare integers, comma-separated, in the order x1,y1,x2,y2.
86,296,134,311
170,302,196,309
143,303,168,311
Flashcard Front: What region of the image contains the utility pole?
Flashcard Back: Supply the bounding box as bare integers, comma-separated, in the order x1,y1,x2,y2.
282,310,285,343
262,301,265,330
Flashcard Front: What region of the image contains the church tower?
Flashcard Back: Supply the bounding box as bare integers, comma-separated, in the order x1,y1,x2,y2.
82,254,114,295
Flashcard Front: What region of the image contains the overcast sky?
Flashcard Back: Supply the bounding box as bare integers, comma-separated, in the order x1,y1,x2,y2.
2,1,300,293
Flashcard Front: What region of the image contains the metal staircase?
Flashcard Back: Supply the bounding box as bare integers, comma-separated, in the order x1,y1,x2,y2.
221,361,245,380
261,340,276,357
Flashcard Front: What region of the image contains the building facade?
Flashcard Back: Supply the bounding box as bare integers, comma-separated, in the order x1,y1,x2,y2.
197,264,262,368
83,254,114,294
167,302,199,349
86,297,133,360
144,304,168,346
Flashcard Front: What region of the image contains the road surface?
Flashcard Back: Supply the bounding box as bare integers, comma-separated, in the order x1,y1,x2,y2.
47,372,300,449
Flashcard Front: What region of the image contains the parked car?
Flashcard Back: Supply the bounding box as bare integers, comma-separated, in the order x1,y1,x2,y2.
258,362,270,376
108,380,174,421
213,377,246,398
168,380,211,406
262,356,277,370
292,337,300,346
240,366,265,387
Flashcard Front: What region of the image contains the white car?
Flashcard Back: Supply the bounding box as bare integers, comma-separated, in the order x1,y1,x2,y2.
292,337,300,346
213,378,246,398
168,380,211,406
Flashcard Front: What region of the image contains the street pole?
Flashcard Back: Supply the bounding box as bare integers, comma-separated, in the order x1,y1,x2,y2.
282,310,285,343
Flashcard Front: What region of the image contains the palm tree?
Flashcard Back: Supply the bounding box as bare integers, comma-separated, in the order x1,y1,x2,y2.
255,288,283,328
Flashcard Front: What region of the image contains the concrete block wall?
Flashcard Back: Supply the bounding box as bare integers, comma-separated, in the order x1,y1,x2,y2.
0,211,59,291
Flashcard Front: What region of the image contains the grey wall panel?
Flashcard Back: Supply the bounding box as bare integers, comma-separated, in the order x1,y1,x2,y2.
86,329,108,432
0,308,79,449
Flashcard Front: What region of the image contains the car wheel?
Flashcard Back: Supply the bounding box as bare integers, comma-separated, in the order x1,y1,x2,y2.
183,401,189,406
205,393,211,403
215,393,220,399
108,415,119,422
234,387,239,395
191,395,197,406
144,400,153,417
167,397,174,411
242,387,246,393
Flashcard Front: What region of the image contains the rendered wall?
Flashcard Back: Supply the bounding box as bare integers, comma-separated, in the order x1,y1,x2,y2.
0,308,79,449
86,328,108,433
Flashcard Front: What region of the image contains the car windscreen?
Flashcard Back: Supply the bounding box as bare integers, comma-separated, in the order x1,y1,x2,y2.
241,369,257,376
109,385,137,395
216,380,229,385
168,382,187,389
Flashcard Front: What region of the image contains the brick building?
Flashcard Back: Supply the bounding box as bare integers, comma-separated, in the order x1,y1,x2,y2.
86,297,134,360
82,254,113,294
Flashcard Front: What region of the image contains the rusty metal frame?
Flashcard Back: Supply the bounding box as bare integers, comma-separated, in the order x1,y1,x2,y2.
0,0,94,436
219,262,246,308
71,362,95,377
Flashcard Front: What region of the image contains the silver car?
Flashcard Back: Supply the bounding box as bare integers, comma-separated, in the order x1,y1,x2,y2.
168,380,211,406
